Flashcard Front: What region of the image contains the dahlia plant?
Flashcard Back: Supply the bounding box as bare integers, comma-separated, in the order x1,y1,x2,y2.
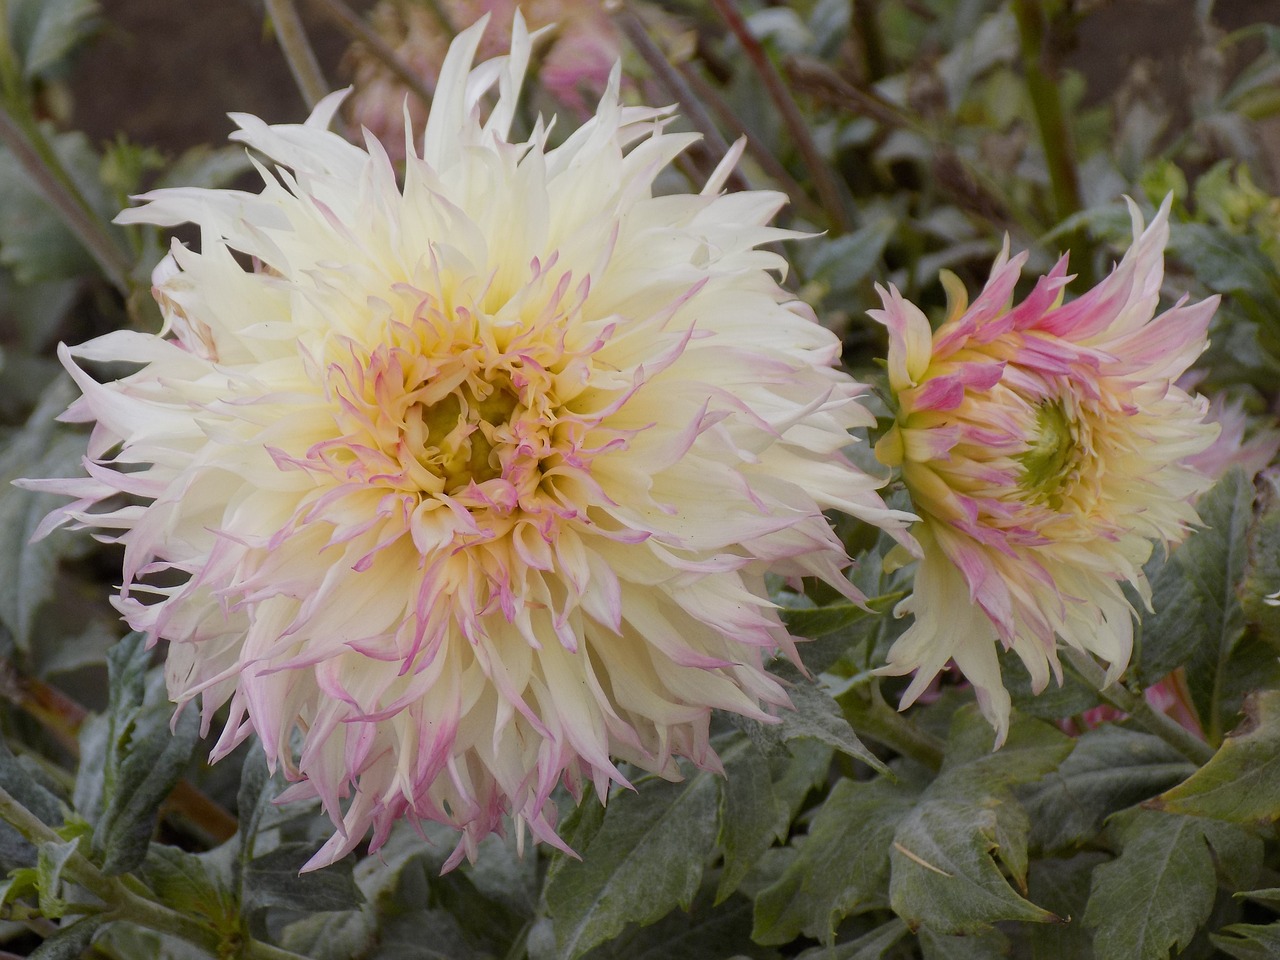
0,3,1275,960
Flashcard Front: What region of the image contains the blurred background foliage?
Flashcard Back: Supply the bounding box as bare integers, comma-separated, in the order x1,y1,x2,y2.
0,1,1277,958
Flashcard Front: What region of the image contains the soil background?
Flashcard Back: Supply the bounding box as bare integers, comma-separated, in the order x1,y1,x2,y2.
67,0,1280,179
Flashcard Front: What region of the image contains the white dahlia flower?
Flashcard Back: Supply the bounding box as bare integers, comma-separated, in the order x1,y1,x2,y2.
26,17,912,868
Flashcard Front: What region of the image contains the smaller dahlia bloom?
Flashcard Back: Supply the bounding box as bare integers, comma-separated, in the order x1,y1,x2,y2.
348,0,619,163
872,198,1218,743
24,17,912,868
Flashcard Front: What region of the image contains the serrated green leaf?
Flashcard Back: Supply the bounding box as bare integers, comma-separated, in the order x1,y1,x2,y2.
793,918,909,960
1138,469,1251,740
1083,808,1241,960
1025,853,1105,960
366,907,487,960
1214,922,1280,960
754,776,917,945
35,837,80,919
1151,689,1280,825
546,771,720,960
91,633,200,875
1018,726,1194,853
30,915,106,960
94,923,211,960
742,661,886,774
888,711,1071,935
716,735,788,903
7,0,101,79
244,842,364,914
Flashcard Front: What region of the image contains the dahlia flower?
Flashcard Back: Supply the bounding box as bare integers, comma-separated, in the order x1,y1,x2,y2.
25,17,911,868
872,198,1218,743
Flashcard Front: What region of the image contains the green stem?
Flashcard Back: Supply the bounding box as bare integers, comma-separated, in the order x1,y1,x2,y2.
838,683,945,771
265,0,330,109
1011,0,1082,224
1064,651,1215,766
707,0,852,233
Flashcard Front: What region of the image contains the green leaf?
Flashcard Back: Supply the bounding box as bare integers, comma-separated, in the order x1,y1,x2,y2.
753,776,917,945
581,888,777,960
92,633,201,875
793,918,909,959
1137,469,1251,740
1152,691,1280,829
716,735,788,902
1083,808,1257,960
918,924,1012,959
1025,853,1106,960
741,661,887,774
35,837,80,919
1017,726,1194,853
244,843,364,914
1237,887,1280,909
140,844,235,930
0,739,65,868
0,378,88,651
1214,922,1280,960
888,710,1072,935
1150,689,1280,826
30,915,107,960
1241,488,1280,648
7,0,101,79
545,770,720,959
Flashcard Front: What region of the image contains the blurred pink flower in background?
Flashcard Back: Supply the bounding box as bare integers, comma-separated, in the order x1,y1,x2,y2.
347,0,620,162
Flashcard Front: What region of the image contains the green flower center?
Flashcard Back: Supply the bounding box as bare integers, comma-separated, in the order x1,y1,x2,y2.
1018,401,1076,508
416,382,520,491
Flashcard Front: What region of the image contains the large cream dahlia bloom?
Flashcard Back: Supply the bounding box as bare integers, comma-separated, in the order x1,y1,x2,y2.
872,198,1218,744
27,18,911,868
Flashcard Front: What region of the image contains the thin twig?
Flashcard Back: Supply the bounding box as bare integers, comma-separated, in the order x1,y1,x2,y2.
706,0,852,233
677,61,823,220
306,0,436,110
614,7,746,190
265,0,330,109
0,110,133,294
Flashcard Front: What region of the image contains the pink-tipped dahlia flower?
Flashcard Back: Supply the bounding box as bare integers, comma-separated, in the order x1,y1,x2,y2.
872,198,1218,744
23,17,912,869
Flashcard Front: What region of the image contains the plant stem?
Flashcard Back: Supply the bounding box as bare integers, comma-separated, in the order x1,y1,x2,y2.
306,0,436,110
265,0,330,110
615,7,746,191
0,786,218,952
0,109,133,293
1011,0,1082,224
1064,651,1215,766
707,0,852,233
